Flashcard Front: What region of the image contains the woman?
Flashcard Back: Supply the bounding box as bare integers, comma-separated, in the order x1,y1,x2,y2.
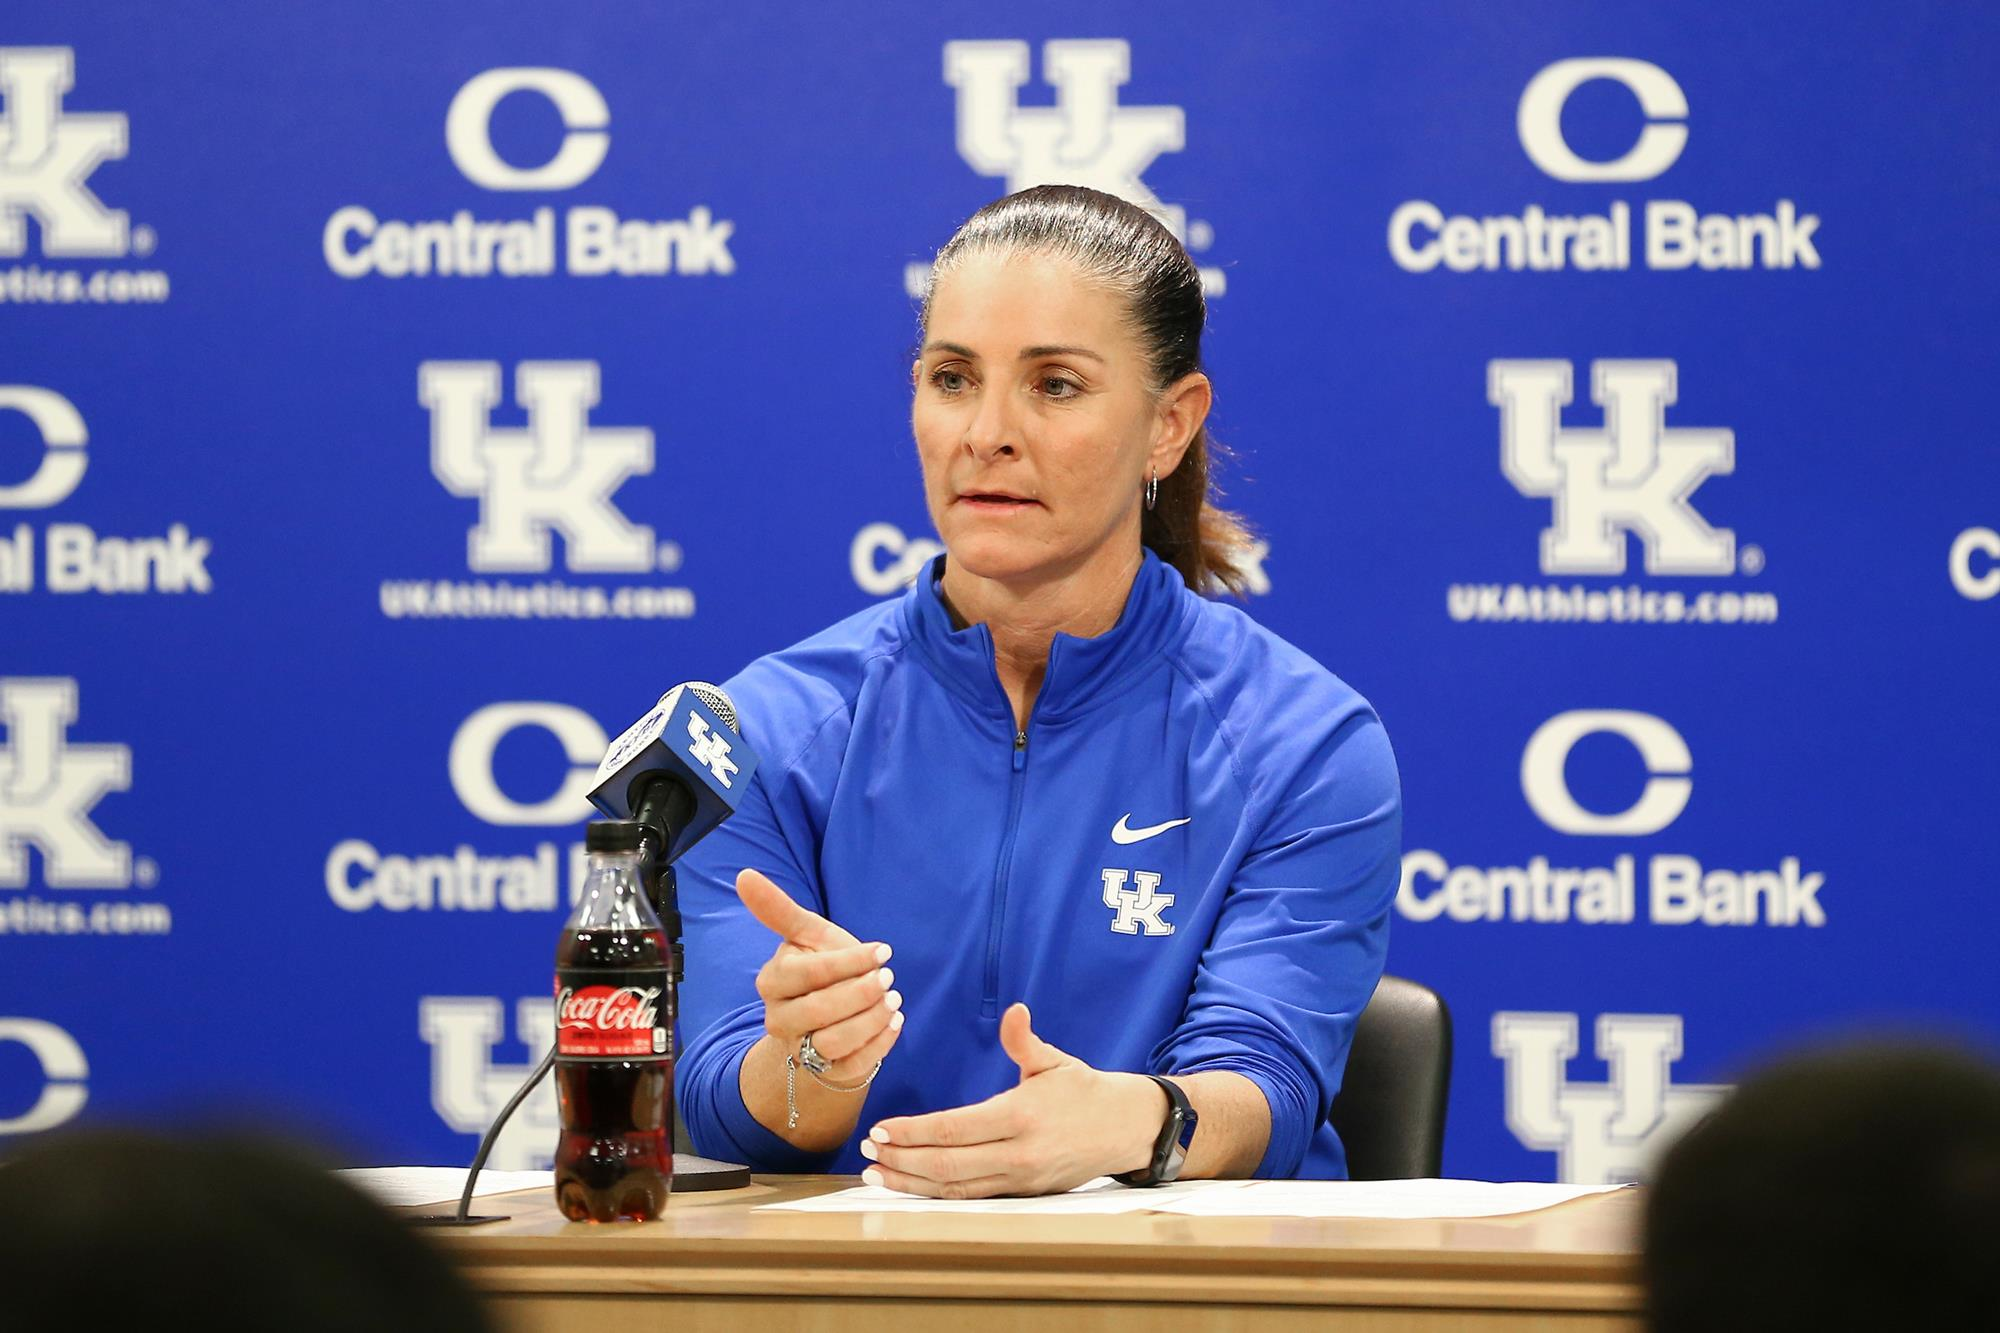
675,185,1400,1196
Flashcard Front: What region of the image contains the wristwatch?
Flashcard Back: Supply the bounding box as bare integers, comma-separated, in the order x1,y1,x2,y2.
1117,1074,1198,1187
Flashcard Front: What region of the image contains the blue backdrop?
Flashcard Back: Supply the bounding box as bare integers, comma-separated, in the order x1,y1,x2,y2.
5,1,1996,1184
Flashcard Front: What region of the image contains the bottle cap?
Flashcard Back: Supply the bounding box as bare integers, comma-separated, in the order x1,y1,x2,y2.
585,820,646,853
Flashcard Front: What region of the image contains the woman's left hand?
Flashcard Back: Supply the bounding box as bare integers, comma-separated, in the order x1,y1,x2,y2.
858,1002,1165,1198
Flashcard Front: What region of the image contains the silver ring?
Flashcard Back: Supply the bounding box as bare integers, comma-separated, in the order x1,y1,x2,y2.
798,1032,833,1075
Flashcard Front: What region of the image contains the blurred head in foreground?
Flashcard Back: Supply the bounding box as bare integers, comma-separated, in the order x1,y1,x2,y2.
1644,1040,2000,1332
0,1127,492,1332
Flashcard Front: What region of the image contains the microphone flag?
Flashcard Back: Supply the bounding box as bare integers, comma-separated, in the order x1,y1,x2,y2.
588,684,759,861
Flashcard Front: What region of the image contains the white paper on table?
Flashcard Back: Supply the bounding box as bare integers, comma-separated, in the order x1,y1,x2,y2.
756,1177,1256,1215
337,1167,555,1209
1148,1178,1629,1220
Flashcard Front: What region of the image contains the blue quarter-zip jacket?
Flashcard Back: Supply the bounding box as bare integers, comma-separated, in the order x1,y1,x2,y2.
675,549,1401,1179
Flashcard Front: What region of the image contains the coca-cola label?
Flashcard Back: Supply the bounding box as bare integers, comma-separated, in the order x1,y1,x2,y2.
554,969,671,1061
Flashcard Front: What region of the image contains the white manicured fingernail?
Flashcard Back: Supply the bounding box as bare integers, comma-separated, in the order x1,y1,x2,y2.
885,990,903,1012
889,1010,905,1032
872,943,892,963
869,1125,890,1143
878,967,894,990
859,1139,878,1161
862,1167,885,1187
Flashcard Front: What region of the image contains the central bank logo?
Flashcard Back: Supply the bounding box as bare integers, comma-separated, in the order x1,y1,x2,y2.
444,68,609,191
420,997,557,1170
848,521,1273,598
850,523,945,596
0,386,214,595
0,386,87,508
1521,710,1690,835
912,40,1224,298
421,361,656,574
325,66,732,280
1493,1011,1728,1184
1951,526,1999,601
0,677,131,889
1389,56,1820,273
0,1017,88,1136
1516,58,1687,184
1492,359,1733,577
1399,710,1825,927
0,47,127,258
448,701,603,825
327,701,608,913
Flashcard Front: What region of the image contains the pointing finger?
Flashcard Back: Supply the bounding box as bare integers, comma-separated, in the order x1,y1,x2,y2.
736,868,859,948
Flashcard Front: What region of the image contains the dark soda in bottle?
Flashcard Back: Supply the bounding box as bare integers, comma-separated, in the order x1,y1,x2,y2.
553,820,672,1221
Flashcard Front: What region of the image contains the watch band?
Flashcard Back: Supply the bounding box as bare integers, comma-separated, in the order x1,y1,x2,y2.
1117,1074,1198,1187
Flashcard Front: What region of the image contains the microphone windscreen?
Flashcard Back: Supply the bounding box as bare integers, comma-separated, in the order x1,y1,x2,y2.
685,681,737,732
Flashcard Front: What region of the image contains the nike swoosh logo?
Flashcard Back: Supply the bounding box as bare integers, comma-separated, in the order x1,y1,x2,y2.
1111,814,1192,845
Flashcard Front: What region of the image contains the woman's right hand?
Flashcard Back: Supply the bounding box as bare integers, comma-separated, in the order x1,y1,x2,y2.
736,868,904,1084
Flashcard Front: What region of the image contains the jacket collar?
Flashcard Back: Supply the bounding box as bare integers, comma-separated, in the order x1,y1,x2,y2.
901,547,1195,727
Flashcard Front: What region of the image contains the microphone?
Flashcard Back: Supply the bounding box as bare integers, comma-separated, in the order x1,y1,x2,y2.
589,681,757,863
415,682,760,1225
589,681,757,945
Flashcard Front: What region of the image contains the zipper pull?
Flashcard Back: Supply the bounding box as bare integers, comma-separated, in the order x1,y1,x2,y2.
1012,730,1027,771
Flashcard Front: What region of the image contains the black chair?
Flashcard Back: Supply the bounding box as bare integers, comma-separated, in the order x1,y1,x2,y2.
1328,973,1452,1179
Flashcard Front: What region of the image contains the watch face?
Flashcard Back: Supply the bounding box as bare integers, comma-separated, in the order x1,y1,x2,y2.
1159,1105,1196,1182
1127,1077,1197,1186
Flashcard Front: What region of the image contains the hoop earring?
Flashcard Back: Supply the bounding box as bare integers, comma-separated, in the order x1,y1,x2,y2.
1145,466,1159,512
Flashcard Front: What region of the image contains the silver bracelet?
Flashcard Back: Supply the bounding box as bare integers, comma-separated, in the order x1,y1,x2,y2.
783,1050,883,1130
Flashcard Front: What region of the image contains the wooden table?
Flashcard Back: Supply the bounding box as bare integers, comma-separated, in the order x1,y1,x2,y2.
421,1176,1645,1332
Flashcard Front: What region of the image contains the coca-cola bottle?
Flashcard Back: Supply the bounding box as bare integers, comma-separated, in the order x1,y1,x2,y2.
553,820,672,1222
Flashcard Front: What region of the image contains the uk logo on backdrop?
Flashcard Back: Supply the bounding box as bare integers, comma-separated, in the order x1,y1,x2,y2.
0,46,169,304
1493,1011,1728,1184
1494,360,1734,577
0,677,169,938
1387,57,1822,274
420,996,557,1170
375,362,695,622
0,386,214,595
1398,709,1826,928
324,66,733,280
908,39,1226,299
403,705,594,1164
424,361,655,574
1446,359,1776,626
